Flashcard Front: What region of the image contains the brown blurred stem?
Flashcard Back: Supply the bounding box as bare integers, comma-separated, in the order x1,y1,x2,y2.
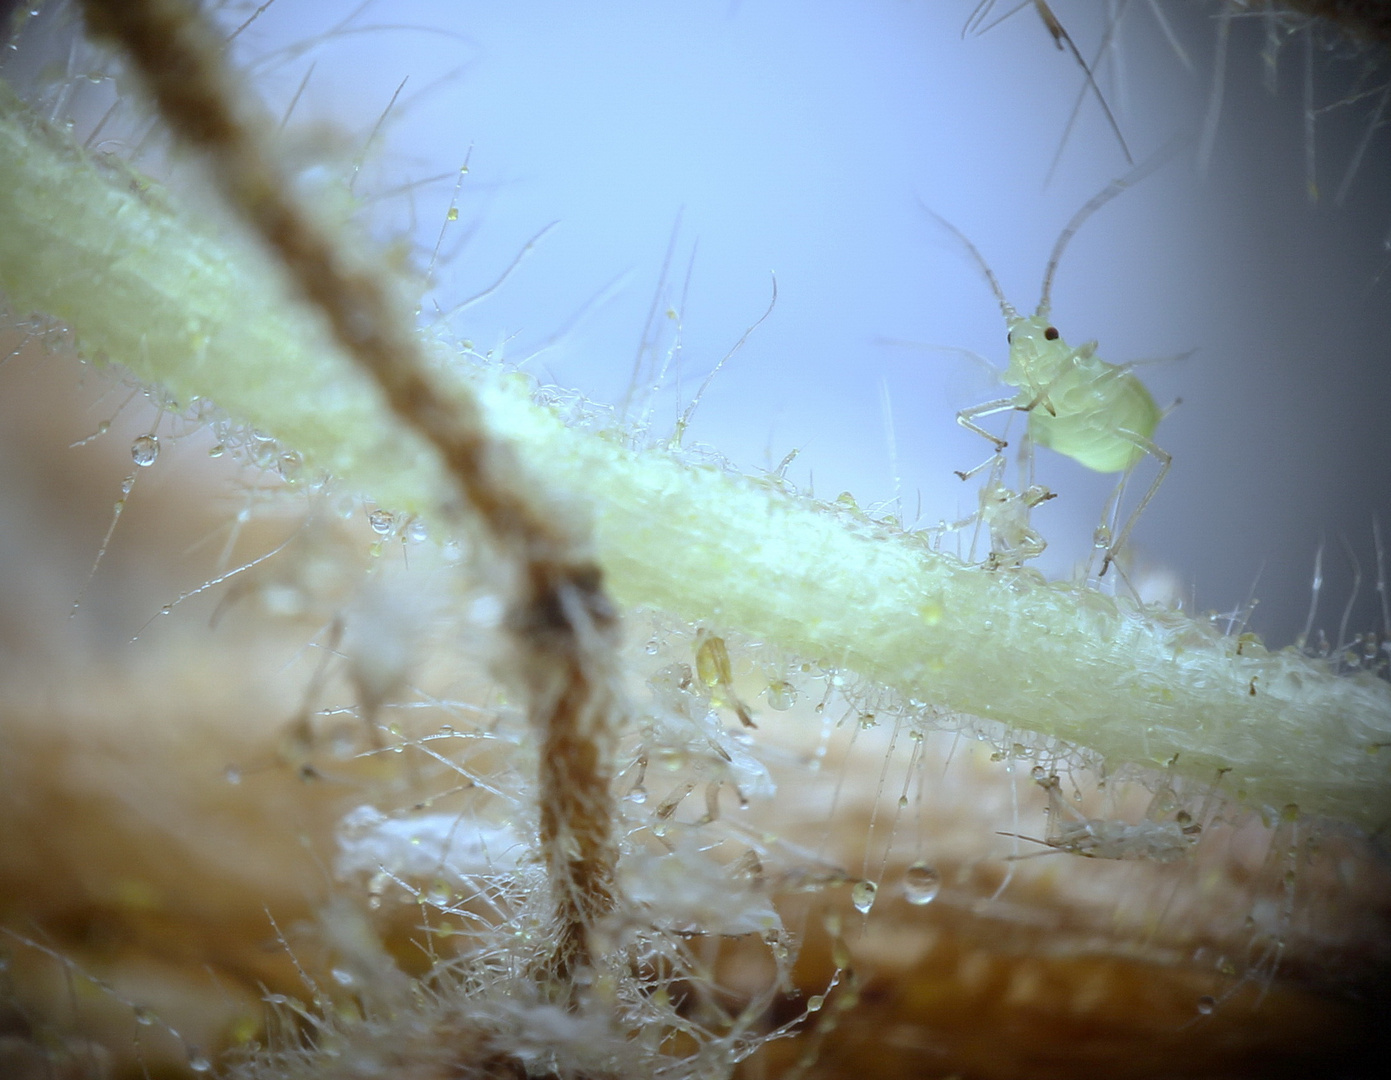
76,0,619,983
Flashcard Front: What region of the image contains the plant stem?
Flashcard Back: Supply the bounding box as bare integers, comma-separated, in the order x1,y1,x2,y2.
2,66,1388,831
72,0,621,982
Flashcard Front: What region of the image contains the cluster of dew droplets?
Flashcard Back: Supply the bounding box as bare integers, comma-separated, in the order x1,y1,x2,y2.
203,419,318,488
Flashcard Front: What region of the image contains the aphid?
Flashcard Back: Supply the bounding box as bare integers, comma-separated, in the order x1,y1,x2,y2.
930,456,1057,569
931,157,1174,575
695,629,756,728
1002,771,1202,863
976,457,1057,570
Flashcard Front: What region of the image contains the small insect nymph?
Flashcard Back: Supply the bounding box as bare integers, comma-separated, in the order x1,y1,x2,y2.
932,160,1174,575
1001,771,1202,863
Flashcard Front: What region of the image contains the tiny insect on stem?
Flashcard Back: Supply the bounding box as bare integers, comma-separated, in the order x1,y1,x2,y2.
927,146,1184,576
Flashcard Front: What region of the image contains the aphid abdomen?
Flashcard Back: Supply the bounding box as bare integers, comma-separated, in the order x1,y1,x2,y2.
1029,366,1160,473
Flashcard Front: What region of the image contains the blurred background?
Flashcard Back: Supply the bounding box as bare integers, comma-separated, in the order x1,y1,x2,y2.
3,5,1390,1077
7,0,1391,646
178,0,1391,650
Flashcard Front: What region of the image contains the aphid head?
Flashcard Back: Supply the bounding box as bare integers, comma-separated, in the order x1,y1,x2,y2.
1002,314,1065,387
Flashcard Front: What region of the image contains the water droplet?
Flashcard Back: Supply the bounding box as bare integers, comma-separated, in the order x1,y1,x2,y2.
368,870,391,909
1030,765,1046,780
858,713,877,729
368,508,394,534
897,795,909,809
248,439,278,470
133,1005,155,1026
277,452,303,482
223,766,242,785
851,879,877,914
208,443,224,457
405,518,428,543
187,1048,212,1072
426,879,452,906
655,747,685,771
626,785,648,804
902,863,941,906
446,206,459,221
806,994,825,1012
331,967,356,987
1196,995,1216,1015
644,637,661,655
766,680,796,710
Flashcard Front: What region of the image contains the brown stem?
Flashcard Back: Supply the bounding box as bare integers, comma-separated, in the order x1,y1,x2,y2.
77,0,619,981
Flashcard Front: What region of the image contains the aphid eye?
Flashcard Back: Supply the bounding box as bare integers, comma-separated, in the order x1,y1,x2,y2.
1044,326,1059,341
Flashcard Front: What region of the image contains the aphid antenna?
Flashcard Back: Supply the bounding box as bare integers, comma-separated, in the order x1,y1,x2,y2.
1038,138,1184,315
919,199,1018,320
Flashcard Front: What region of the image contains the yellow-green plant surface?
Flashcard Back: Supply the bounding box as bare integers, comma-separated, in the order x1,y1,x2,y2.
2,84,1389,831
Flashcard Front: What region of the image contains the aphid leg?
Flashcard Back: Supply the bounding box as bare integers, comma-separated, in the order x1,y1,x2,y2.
1100,428,1170,576
953,397,1015,480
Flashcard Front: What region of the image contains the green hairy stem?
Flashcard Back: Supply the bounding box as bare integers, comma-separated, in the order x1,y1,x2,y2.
2,86,1389,831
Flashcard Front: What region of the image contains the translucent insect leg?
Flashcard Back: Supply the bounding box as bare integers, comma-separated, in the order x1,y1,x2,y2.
1100,427,1170,576
954,397,1016,481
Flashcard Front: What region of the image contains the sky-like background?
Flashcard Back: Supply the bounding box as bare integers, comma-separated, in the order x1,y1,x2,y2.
15,0,1391,650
